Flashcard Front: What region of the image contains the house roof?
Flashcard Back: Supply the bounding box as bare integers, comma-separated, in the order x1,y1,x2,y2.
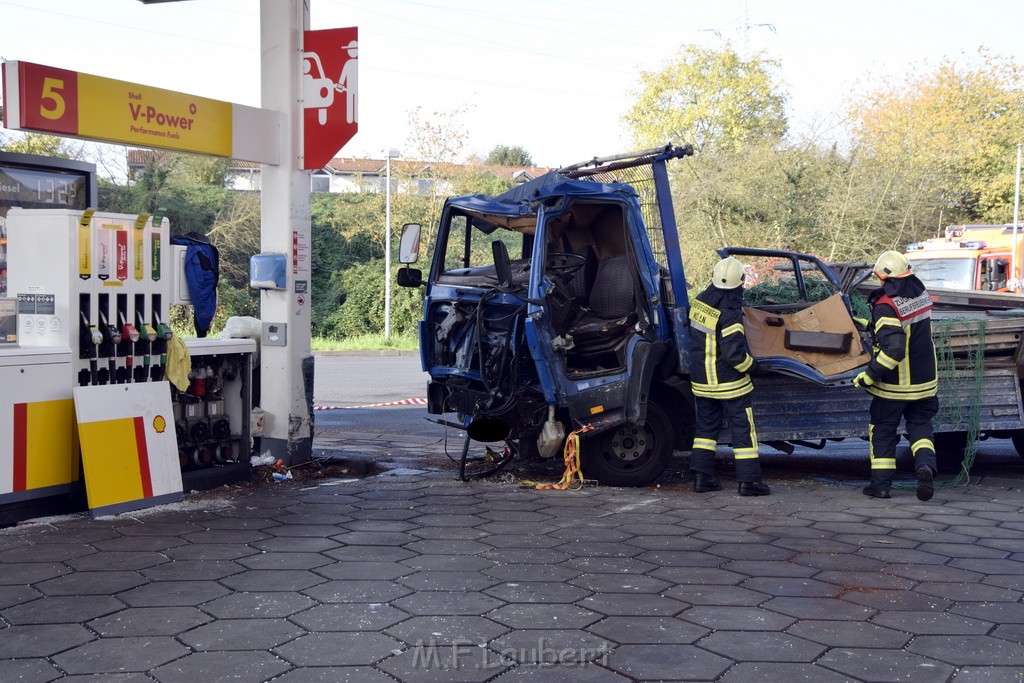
125,149,555,180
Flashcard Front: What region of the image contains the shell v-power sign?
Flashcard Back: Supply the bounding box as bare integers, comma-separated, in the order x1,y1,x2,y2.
3,61,233,157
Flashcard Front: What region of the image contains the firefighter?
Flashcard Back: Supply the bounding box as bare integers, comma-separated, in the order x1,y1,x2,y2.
688,256,771,496
853,250,938,501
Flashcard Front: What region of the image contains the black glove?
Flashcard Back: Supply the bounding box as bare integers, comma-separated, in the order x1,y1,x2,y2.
747,360,762,376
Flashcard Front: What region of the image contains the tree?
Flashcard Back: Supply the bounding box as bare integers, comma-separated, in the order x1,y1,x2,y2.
1,132,84,159
485,145,533,167
848,50,1024,227
624,44,787,154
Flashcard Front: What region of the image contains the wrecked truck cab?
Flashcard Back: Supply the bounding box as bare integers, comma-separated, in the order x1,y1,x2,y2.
412,168,681,486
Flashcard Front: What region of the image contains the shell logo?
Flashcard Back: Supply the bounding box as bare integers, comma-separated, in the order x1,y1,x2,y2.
153,415,167,433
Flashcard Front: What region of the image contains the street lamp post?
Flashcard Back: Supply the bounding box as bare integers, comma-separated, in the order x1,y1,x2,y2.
384,148,401,339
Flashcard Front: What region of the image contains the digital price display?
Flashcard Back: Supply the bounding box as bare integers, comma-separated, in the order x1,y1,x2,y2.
0,164,89,210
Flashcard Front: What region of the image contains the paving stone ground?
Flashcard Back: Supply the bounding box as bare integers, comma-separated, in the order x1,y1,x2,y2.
1,435,1023,683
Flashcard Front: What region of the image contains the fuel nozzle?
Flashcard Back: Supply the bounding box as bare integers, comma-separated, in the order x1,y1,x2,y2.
99,311,122,346
156,322,173,341
80,311,102,385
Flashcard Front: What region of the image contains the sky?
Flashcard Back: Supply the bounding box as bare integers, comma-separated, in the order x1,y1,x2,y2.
2,0,1023,172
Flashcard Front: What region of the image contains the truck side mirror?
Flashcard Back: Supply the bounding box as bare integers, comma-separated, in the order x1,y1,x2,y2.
397,268,423,288
399,223,422,264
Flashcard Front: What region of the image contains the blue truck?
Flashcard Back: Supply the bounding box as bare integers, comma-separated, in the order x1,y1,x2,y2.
397,145,1024,486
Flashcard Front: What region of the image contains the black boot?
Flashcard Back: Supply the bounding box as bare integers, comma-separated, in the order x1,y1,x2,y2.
693,472,722,493
915,465,934,502
862,483,891,499
738,481,771,496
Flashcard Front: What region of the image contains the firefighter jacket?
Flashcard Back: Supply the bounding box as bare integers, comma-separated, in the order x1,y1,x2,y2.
688,285,758,399
864,275,938,401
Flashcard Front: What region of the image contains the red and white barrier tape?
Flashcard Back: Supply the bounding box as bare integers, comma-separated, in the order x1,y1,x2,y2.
314,397,427,411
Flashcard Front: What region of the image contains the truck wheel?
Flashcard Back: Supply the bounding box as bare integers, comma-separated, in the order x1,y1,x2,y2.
1011,433,1024,460
582,402,672,487
933,432,969,469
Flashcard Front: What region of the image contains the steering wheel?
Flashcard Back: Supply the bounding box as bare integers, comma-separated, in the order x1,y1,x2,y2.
546,252,588,280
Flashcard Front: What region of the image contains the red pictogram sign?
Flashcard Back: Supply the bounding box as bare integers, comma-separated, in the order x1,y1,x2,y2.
302,26,358,170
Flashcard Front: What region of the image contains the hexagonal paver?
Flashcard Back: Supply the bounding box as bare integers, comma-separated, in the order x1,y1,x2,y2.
587,616,708,644
489,629,612,664
484,582,591,604
202,591,316,618
385,615,510,646
52,636,189,673
331,531,418,546
291,603,409,631
578,593,687,617
314,560,414,580
605,643,730,681
907,635,1024,665
302,580,412,604
33,570,147,597
664,583,767,606
141,560,245,581
377,645,513,682
761,597,876,621
271,666,399,682
274,632,403,666
2,595,124,624
179,617,305,650
720,662,861,682
0,624,95,657
220,569,326,592
483,564,580,583
680,606,796,631
401,554,495,572
494,662,629,682
0,584,41,609
66,551,169,571
150,651,290,683
0,657,62,682
88,606,211,636
740,577,843,597
569,573,673,594
816,647,954,682
236,551,334,571
119,580,230,607
163,544,260,561
488,604,602,630
393,590,505,616
698,630,826,662
398,571,501,592
253,536,343,553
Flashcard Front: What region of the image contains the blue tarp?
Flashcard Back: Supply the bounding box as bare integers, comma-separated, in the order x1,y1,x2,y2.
170,232,219,338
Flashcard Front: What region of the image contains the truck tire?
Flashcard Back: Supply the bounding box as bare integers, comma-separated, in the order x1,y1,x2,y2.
1011,433,1024,460
582,402,672,487
933,432,969,469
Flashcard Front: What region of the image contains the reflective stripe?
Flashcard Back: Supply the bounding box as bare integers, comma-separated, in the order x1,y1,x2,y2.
734,447,759,459
910,438,935,455
693,438,717,451
736,355,753,373
746,406,758,450
704,334,716,386
692,376,753,399
870,457,897,470
868,379,938,401
868,424,874,460
875,316,901,332
721,322,745,337
899,326,910,386
876,351,899,370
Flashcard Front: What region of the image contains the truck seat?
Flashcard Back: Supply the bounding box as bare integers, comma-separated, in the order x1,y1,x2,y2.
569,256,638,355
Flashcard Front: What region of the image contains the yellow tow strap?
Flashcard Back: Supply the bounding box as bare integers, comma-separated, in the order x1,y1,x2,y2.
522,424,594,491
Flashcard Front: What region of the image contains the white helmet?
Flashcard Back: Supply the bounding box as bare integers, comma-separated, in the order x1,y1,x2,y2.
711,256,746,289
873,250,912,280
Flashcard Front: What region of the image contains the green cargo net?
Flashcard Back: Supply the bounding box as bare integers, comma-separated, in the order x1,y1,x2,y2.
928,316,985,490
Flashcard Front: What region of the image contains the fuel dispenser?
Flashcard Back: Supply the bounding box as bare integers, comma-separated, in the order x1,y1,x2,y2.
2,208,256,520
